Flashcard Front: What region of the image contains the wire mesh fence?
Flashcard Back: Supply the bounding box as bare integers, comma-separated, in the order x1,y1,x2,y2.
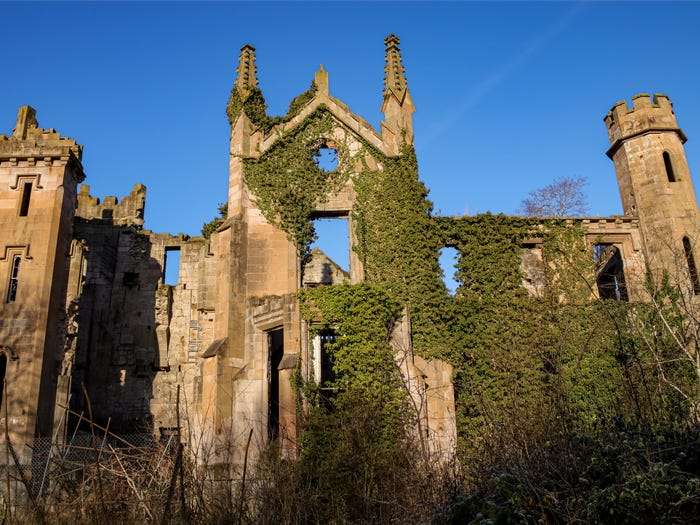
0,427,182,523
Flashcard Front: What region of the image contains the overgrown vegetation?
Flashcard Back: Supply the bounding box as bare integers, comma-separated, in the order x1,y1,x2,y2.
294,284,418,522
16,84,696,524
226,82,317,134
242,109,350,258
228,89,700,522
201,202,227,238
231,88,698,522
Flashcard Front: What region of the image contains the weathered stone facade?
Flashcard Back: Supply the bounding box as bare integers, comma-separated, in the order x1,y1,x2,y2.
0,35,698,466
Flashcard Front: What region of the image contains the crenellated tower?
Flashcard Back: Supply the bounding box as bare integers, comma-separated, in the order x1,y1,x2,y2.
381,34,415,154
605,93,700,294
0,106,84,460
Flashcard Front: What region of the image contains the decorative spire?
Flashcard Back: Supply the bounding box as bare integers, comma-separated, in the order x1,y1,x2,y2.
383,34,408,102
235,44,258,98
381,34,414,153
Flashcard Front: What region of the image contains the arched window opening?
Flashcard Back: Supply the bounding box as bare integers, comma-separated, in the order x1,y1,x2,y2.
0,353,6,408
594,244,628,301
663,151,676,183
682,236,700,295
6,255,21,303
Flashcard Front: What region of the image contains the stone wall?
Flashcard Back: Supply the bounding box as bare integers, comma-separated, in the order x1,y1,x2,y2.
68,186,216,437
77,183,146,227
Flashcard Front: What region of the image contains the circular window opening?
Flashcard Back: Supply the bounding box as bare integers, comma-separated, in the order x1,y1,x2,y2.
314,147,339,172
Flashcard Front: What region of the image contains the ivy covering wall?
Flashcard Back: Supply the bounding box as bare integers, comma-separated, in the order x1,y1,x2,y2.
224,87,698,521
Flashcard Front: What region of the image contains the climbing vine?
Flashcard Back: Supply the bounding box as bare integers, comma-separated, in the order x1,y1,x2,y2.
218,80,700,521
242,109,350,259
298,283,404,413
296,284,411,508
227,84,696,484
226,81,317,134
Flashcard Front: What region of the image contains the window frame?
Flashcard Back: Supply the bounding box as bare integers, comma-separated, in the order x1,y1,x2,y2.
6,255,21,303
682,236,700,295
18,181,33,217
663,151,677,183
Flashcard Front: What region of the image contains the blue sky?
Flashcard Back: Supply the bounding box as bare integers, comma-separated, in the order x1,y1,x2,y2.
2,2,699,279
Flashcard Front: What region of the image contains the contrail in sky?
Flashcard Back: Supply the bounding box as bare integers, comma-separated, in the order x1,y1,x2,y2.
419,2,588,150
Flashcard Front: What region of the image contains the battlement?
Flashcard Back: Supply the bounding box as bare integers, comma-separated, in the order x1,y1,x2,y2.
604,93,686,155
0,106,83,161
76,183,146,227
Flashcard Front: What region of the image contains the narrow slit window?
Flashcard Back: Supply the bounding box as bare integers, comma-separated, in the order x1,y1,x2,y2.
682,237,700,295
267,328,284,441
18,182,32,216
163,247,181,285
0,353,6,408
77,255,88,295
663,151,676,183
6,255,21,303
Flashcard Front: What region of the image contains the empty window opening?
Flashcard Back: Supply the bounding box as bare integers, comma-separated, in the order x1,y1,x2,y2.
102,208,114,220
663,151,676,182
312,329,338,407
0,353,6,408
594,244,628,301
6,255,21,303
439,247,460,295
77,255,88,295
682,237,700,295
267,328,284,441
314,147,338,172
18,182,32,217
163,247,181,286
308,218,350,277
319,330,337,387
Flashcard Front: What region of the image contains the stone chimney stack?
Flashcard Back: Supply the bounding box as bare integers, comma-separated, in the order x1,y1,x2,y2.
381,34,415,155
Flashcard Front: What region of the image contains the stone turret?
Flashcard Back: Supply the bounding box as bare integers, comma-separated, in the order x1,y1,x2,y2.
604,93,686,159
0,106,84,460
604,94,700,294
381,34,415,154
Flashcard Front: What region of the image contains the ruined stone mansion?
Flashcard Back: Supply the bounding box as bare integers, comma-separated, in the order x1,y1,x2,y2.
0,35,698,465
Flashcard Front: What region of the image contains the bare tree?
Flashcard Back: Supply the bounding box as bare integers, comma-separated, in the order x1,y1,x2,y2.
520,176,589,217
